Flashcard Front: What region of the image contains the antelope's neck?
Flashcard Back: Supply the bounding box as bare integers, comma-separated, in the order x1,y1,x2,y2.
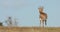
40,12,44,14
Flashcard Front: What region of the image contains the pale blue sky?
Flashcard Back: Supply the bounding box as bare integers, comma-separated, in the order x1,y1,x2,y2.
0,0,60,27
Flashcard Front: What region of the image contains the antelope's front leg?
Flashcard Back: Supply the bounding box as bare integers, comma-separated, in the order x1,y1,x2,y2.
40,18,42,27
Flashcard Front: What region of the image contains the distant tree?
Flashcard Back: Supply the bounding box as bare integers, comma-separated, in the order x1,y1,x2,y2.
14,18,18,27
5,17,13,27
5,17,18,27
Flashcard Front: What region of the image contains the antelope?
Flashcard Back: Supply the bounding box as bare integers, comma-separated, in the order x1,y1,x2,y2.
38,7,48,27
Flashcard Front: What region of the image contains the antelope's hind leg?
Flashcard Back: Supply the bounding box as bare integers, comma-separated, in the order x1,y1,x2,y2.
45,20,47,25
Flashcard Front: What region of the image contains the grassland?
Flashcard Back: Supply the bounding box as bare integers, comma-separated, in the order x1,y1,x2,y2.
0,26,60,32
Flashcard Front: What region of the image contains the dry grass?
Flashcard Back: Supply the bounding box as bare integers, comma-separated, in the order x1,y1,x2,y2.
0,26,60,32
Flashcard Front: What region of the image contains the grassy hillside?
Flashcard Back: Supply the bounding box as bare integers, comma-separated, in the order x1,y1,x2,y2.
0,26,60,32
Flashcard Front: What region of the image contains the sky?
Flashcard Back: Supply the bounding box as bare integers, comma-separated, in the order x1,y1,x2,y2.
0,0,60,27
